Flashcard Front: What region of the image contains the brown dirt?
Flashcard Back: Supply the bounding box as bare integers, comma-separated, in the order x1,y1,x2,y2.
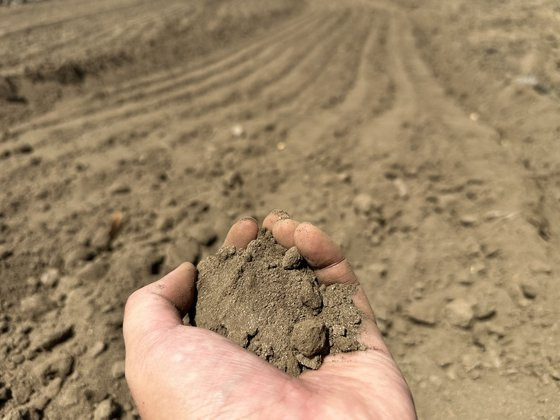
194,228,363,376
0,0,559,418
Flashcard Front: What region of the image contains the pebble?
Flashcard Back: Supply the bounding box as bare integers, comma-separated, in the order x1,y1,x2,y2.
231,124,245,137
469,261,486,276
282,247,304,270
290,320,327,357
20,294,55,319
110,183,131,195
111,361,125,379
0,244,13,260
406,300,437,326
445,299,474,328
40,268,60,288
352,193,378,215
89,341,107,358
520,279,538,299
299,280,322,310
94,397,121,420
57,384,81,408
393,178,409,198
460,215,478,227
473,300,496,320
529,261,552,275
223,171,243,189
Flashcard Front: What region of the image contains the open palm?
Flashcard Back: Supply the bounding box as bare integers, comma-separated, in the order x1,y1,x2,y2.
124,212,416,419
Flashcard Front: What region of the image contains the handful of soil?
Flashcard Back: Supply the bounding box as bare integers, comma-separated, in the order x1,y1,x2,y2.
193,229,365,376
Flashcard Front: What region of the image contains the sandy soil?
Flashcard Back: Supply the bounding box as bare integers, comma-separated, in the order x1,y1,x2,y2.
1,0,559,418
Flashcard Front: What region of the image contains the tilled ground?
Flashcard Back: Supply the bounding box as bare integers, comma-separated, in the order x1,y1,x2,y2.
0,0,559,418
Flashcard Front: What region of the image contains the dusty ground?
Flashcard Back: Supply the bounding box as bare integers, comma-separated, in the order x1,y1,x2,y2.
1,0,559,418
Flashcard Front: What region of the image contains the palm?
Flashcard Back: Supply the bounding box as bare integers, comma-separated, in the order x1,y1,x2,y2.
124,212,416,419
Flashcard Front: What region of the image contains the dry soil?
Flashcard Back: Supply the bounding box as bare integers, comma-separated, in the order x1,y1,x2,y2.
1,0,559,419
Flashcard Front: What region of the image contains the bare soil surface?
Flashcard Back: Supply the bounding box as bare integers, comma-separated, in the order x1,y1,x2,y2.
1,0,559,418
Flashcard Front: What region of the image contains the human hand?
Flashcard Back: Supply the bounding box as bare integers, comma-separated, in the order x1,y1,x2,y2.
123,212,417,419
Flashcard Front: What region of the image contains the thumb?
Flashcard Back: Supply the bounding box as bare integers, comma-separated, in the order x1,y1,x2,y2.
123,263,196,350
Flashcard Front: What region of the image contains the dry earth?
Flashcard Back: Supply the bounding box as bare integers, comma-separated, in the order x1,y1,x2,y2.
1,0,559,418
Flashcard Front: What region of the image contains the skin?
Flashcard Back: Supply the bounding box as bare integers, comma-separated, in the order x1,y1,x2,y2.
123,211,417,419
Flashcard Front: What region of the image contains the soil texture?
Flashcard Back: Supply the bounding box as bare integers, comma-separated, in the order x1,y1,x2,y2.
1,0,559,418
194,229,364,376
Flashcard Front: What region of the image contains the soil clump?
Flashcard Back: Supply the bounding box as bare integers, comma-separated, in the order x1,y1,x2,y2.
194,229,364,376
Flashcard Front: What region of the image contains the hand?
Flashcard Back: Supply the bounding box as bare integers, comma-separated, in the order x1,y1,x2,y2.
123,212,417,419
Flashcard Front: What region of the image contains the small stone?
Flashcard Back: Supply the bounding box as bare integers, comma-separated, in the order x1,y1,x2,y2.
393,178,409,198
299,280,322,310
520,280,538,299
473,300,496,320
40,268,60,288
231,124,245,137
89,341,106,358
469,261,486,276
110,183,131,195
111,361,125,379
223,171,243,189
352,193,378,215
337,173,352,183
0,244,13,260
295,353,322,370
10,354,24,365
282,247,303,270
406,300,437,326
57,384,81,407
460,215,478,227
291,320,327,357
20,294,55,319
529,261,552,275
445,299,474,328
94,397,121,420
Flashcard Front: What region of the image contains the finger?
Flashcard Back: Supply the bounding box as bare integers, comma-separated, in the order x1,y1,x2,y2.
271,218,301,248
124,263,196,347
293,222,357,285
262,209,290,230
291,223,386,349
223,217,258,249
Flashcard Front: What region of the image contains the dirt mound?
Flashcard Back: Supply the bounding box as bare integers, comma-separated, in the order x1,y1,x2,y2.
194,229,363,376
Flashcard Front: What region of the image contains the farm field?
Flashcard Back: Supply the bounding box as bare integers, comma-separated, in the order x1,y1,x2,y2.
1,0,559,418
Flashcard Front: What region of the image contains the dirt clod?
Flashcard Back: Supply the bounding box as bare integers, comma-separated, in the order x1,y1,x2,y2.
194,229,364,376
